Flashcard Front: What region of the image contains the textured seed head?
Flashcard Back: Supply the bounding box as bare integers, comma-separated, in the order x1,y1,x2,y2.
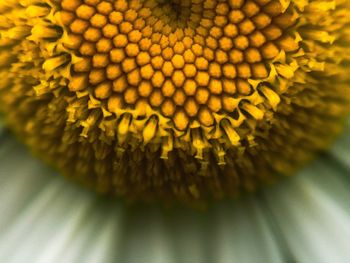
0,0,350,204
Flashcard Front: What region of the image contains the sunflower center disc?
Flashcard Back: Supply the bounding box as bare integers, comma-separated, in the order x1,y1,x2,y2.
0,0,349,203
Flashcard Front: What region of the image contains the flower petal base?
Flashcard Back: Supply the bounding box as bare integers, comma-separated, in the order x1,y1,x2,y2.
0,0,349,203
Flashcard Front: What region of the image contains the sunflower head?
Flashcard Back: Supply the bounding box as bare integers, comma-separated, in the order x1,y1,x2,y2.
0,0,349,203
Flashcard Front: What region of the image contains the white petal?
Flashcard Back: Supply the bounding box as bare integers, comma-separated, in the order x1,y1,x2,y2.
0,135,282,263
263,128,350,263
0,122,349,263
206,199,284,263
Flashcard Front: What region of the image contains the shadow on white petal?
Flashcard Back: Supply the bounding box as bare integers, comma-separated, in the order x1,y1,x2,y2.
262,125,350,263
0,123,350,263
0,132,285,263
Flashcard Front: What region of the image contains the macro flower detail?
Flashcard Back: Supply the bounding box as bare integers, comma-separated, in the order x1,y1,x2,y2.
0,0,349,203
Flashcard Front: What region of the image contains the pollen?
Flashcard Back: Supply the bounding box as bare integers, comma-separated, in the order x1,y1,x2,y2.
0,0,350,204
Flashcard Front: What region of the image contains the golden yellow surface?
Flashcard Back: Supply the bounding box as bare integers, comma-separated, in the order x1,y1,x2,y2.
0,0,349,203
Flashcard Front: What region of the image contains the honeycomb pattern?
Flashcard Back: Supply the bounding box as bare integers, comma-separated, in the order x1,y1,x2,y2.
61,0,298,130
1,0,350,203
